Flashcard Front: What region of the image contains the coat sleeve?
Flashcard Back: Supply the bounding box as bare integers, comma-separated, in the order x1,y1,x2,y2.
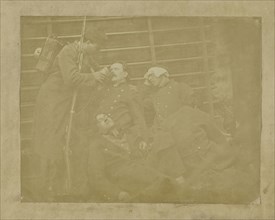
201,115,228,147
88,141,122,201
178,82,194,106
137,84,156,127
57,45,97,87
197,110,234,170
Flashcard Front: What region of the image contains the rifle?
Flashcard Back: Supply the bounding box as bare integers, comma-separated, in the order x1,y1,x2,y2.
64,16,87,194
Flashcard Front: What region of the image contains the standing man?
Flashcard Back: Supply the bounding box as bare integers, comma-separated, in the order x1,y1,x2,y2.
31,26,107,201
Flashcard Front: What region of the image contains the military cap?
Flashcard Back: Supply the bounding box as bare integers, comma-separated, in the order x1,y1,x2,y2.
84,26,107,46
144,67,169,79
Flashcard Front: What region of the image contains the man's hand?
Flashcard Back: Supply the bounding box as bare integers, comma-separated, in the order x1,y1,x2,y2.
139,141,148,151
138,141,151,157
144,79,152,86
118,191,131,202
92,71,106,83
33,47,42,59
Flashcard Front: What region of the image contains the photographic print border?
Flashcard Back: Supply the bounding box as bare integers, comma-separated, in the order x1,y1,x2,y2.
1,0,274,219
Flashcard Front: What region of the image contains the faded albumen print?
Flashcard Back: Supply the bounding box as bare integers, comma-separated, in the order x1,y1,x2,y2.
20,16,261,204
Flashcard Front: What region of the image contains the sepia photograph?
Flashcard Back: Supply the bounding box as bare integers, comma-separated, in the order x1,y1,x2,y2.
20,16,261,204
1,1,274,219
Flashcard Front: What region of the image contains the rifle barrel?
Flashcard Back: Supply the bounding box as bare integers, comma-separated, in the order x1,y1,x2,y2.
64,16,87,194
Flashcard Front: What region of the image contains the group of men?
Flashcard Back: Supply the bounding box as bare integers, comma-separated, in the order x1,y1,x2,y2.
30,27,253,203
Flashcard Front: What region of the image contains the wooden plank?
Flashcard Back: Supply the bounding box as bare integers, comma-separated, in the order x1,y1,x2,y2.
21,44,151,57
22,35,80,41
21,103,35,121
200,18,214,116
171,71,213,78
99,45,150,52
101,48,151,64
157,56,203,63
21,27,211,41
23,16,135,24
107,30,148,36
46,17,53,35
21,70,42,87
101,60,151,66
21,70,37,74
21,41,212,57
22,31,151,41
154,41,210,48
22,43,207,58
130,71,210,81
20,86,39,103
21,86,40,91
147,18,156,65
152,26,211,33
156,56,214,64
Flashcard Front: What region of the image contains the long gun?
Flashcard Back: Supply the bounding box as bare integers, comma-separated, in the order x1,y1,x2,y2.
64,16,87,194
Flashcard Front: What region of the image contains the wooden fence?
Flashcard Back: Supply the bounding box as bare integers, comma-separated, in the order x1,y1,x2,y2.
20,16,216,196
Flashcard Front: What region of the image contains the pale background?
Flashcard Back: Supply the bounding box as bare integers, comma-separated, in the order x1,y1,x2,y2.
1,0,274,219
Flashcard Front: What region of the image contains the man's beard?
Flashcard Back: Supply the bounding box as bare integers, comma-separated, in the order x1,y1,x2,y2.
80,55,100,73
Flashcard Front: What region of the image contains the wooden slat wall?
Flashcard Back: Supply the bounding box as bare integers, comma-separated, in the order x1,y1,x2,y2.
20,17,216,183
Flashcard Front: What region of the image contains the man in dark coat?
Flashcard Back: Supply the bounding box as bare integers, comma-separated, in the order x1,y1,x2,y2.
88,114,180,203
140,66,194,128
153,106,256,203
143,67,194,125
94,62,149,144
31,27,107,201
142,67,253,203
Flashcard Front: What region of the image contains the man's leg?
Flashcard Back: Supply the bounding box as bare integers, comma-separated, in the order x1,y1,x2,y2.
114,162,181,203
32,156,54,201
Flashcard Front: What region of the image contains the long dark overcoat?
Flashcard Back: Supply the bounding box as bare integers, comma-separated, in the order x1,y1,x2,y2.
32,42,98,161
31,42,102,199
88,133,179,203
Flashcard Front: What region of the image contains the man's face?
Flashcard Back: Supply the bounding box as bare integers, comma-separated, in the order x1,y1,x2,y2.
96,114,114,133
83,40,98,56
110,63,128,82
148,74,162,87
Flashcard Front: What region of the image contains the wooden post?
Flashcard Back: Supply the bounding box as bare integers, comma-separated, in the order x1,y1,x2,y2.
147,17,157,65
46,17,53,35
200,18,214,117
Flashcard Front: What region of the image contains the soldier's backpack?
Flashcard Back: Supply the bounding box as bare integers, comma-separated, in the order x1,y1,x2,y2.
35,35,65,73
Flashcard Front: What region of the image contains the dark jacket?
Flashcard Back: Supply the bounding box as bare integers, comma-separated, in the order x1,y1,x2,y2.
150,106,234,183
140,79,194,128
88,133,177,202
96,82,148,142
32,42,99,160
